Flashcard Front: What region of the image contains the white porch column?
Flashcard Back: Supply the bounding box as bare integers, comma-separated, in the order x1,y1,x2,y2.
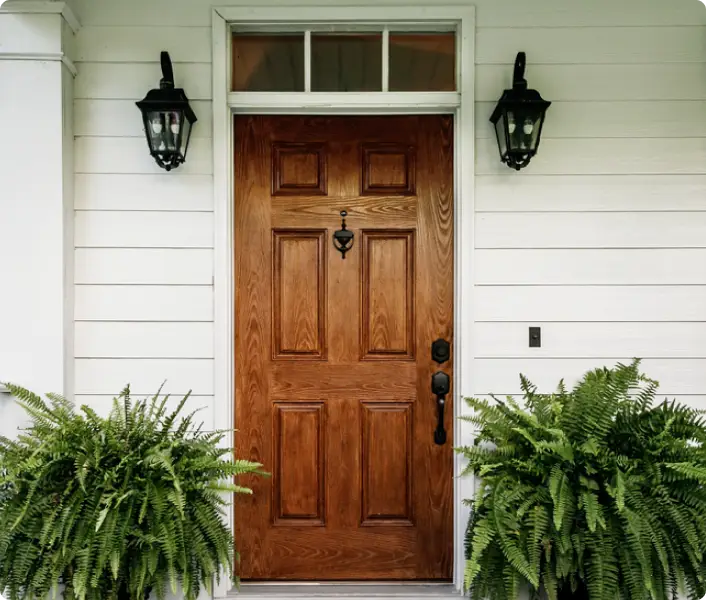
0,1,78,417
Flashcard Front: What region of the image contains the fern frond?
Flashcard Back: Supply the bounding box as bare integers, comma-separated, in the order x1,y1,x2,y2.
0,385,266,600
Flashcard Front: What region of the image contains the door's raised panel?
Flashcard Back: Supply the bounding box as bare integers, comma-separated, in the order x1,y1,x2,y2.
361,231,415,360
272,230,327,360
362,144,416,195
361,403,413,526
273,403,326,526
273,142,327,196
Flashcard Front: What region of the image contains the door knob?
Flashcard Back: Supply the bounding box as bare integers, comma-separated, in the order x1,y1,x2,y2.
431,371,450,446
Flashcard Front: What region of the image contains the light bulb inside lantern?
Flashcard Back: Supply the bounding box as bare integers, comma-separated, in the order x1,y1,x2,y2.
170,113,181,135
523,119,534,135
151,119,163,134
508,117,516,135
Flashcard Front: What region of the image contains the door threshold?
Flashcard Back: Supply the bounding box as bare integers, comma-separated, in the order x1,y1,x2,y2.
228,583,461,598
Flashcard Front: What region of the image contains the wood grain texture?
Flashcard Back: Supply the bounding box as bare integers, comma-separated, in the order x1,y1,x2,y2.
234,116,271,580
272,196,417,229
361,230,415,359
272,143,327,196
270,363,417,399
412,115,455,580
361,403,414,526
273,403,326,525
362,144,416,195
272,230,327,359
235,116,453,581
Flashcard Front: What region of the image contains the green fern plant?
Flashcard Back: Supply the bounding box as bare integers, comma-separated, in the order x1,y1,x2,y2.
458,360,706,600
0,385,266,600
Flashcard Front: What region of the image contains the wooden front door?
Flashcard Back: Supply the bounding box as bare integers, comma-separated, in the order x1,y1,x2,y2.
234,116,454,581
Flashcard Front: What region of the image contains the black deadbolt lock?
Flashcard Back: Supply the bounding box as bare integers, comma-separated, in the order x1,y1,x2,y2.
431,338,451,364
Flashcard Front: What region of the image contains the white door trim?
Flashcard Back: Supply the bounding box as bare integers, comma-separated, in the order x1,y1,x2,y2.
211,6,476,596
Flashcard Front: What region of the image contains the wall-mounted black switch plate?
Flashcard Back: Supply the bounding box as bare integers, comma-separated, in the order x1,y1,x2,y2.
529,327,541,348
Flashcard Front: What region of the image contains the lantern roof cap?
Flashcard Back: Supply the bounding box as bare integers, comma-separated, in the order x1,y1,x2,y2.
490,52,550,124
136,51,198,123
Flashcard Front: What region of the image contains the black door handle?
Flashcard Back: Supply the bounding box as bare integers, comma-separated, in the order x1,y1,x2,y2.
431,371,450,446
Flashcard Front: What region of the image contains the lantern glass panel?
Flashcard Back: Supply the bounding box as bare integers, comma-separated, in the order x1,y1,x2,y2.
507,109,543,154
144,111,183,154
494,113,508,159
180,114,193,156
145,111,165,153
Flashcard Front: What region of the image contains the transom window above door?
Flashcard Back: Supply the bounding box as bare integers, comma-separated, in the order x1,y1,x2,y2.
231,29,457,93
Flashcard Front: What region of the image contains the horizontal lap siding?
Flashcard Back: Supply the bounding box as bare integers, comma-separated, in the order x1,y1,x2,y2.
74,359,214,395
476,213,706,248
474,359,706,396
71,0,706,415
476,249,706,285
72,0,706,27
468,3,706,406
73,18,215,415
74,395,217,430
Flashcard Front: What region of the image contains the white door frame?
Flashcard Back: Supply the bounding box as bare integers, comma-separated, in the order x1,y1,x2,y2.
211,6,476,595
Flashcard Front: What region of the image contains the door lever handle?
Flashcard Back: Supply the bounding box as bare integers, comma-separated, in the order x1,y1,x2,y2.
431,371,450,446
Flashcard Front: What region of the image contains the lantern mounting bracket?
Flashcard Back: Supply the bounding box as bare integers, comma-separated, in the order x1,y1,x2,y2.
512,52,527,91
160,51,175,89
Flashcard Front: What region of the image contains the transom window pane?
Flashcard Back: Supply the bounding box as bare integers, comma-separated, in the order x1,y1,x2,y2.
311,34,383,92
389,33,456,92
232,34,305,91
230,29,456,93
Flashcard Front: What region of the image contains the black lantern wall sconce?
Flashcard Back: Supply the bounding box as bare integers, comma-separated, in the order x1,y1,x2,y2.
490,52,551,171
136,52,197,171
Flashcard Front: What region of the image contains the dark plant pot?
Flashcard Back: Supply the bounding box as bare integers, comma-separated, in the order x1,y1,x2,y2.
557,582,589,600
117,583,152,600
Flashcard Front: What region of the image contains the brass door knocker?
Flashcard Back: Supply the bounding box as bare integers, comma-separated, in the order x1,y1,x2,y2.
333,210,354,259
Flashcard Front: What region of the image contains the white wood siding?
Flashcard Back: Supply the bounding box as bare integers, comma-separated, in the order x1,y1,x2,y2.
70,0,706,424
0,10,75,415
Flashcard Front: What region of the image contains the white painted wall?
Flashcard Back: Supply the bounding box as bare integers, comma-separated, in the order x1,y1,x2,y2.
65,0,706,431
0,6,75,436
